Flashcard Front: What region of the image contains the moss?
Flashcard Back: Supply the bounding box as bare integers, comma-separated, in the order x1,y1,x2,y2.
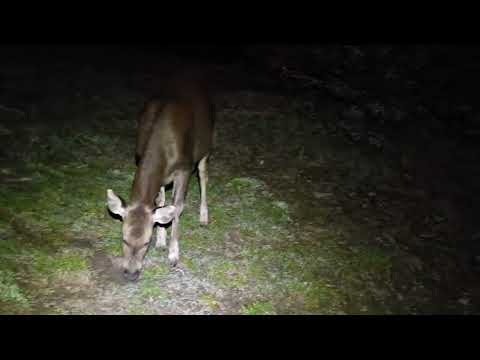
142,263,170,280
180,255,198,272
241,301,276,315
127,307,148,315
228,177,265,193
156,171,397,314
130,264,170,303
31,249,89,276
0,269,31,312
199,293,221,311
207,259,249,289
137,281,167,300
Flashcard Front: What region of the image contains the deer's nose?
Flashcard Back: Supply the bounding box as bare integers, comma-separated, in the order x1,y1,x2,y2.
123,269,141,282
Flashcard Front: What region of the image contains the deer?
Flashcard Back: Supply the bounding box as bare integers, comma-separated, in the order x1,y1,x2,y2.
106,76,215,281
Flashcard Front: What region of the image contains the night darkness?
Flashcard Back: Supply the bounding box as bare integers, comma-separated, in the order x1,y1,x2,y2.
1,43,480,315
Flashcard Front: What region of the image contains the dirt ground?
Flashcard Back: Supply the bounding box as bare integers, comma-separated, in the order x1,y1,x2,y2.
1,45,479,314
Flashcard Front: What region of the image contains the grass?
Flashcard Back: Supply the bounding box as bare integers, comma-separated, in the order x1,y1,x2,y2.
0,88,405,315
137,280,168,300
31,249,89,276
0,104,138,312
166,170,397,314
199,293,221,311
206,259,249,289
0,269,30,309
241,301,276,315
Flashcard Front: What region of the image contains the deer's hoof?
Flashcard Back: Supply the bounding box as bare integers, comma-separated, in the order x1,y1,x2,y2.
200,208,208,226
169,258,178,267
168,254,179,267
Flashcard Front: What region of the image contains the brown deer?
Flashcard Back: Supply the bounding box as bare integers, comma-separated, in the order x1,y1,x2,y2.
106,76,214,281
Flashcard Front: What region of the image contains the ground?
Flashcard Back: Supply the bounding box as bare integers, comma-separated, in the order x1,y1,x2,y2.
1,46,479,314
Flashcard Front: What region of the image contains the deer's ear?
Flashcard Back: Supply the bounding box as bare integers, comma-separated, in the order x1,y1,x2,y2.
152,205,176,224
106,189,126,219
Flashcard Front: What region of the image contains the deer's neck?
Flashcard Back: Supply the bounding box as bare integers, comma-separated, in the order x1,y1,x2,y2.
130,152,169,207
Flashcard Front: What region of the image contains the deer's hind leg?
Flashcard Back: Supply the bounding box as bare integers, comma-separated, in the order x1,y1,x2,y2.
198,155,209,226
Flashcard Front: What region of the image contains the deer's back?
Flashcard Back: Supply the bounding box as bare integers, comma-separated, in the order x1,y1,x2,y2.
136,84,214,172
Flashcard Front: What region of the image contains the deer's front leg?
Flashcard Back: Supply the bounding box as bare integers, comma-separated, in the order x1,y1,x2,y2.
154,187,167,249
169,171,188,266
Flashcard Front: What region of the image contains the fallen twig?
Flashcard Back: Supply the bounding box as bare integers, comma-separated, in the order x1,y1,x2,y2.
0,104,26,117
377,185,427,199
3,177,33,183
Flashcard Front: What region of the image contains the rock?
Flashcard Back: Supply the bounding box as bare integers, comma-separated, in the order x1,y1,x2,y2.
0,124,12,136
404,255,424,272
342,105,365,121
313,192,333,199
273,201,288,210
458,298,470,306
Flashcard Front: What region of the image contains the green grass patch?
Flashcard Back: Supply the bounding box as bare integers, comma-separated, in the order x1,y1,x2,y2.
31,249,89,276
137,281,167,300
241,300,276,315
142,263,170,280
206,259,249,289
199,293,221,311
0,269,31,312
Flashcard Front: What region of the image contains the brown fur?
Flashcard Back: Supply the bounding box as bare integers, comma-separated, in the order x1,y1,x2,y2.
107,74,215,280
132,80,214,206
